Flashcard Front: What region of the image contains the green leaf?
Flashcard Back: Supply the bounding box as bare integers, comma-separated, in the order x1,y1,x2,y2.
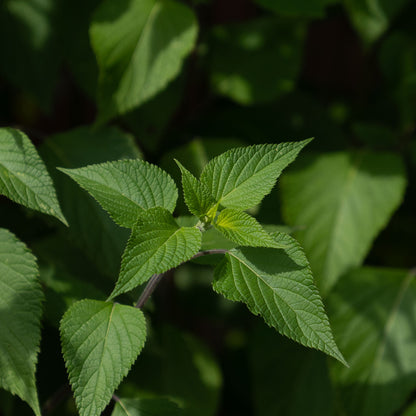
110,208,202,299
280,151,406,295
210,18,305,105
254,0,338,17
112,397,182,416
250,325,334,416
59,160,178,228
328,267,416,416
344,0,410,45
90,0,198,123
0,228,43,416
60,299,147,416
214,209,285,248
213,232,346,364
0,128,67,225
175,160,217,219
200,139,312,211
39,125,141,277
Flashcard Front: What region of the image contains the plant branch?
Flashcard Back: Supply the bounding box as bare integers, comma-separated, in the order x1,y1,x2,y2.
135,249,228,309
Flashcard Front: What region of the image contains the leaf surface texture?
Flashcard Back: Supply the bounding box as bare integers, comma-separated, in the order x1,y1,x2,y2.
110,208,201,298
60,299,147,416
213,232,345,364
0,228,43,416
0,128,67,225
60,160,178,228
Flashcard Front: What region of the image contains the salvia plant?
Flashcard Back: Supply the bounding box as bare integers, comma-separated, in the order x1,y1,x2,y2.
0,127,347,416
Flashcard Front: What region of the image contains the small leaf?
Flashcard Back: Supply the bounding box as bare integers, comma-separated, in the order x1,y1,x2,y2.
0,228,43,416
0,128,67,225
60,299,147,416
214,208,285,248
200,139,312,211
213,232,346,365
90,0,198,123
112,397,182,416
175,159,217,218
110,208,202,299
59,160,178,228
281,151,407,294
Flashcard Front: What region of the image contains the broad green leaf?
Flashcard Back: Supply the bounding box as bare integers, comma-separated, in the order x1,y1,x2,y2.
59,160,178,228
39,125,141,277
344,0,410,45
0,0,61,109
0,228,43,416
213,232,346,364
112,397,182,416
110,208,202,299
175,160,217,219
210,18,305,105
328,267,416,416
214,209,285,248
90,0,198,123
281,151,406,294
123,326,222,416
200,139,312,211
254,0,338,17
0,128,67,225
60,299,147,416
250,325,334,416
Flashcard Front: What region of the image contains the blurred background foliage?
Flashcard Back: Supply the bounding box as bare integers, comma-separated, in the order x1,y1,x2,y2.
0,0,415,415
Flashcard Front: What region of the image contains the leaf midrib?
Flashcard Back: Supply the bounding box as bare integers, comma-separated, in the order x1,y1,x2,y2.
67,171,147,213
88,304,116,413
0,161,60,216
228,251,333,348
121,1,161,102
217,149,274,204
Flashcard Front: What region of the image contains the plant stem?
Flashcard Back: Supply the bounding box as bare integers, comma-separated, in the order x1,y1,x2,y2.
134,249,228,309
135,273,164,308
